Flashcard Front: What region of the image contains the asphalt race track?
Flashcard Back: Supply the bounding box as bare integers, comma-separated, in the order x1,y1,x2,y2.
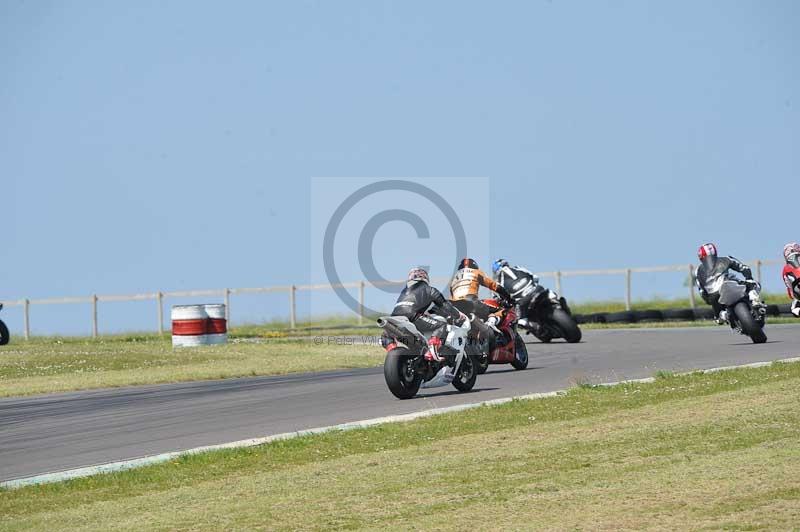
2,324,799,482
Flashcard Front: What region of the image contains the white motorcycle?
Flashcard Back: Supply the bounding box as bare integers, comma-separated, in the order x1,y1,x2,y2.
378,314,479,399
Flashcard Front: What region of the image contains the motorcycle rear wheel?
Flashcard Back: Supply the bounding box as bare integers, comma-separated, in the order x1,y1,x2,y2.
0,319,8,346
732,302,767,344
384,348,422,399
510,333,528,370
551,309,582,343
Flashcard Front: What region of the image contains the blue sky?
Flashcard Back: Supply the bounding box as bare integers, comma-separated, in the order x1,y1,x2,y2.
2,1,798,334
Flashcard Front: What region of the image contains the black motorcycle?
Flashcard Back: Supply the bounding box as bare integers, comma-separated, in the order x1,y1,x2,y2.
0,304,9,345
517,284,582,343
708,278,767,344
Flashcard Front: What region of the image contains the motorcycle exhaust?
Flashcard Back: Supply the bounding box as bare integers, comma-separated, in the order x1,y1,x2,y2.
377,317,424,347
469,313,491,340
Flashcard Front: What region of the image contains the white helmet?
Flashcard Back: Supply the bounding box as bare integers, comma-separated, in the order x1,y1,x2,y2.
407,267,429,284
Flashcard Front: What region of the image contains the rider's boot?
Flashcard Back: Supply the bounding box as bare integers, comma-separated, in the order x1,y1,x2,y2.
424,336,443,362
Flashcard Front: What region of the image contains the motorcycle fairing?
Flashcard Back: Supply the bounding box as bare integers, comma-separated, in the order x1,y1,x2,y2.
718,281,747,307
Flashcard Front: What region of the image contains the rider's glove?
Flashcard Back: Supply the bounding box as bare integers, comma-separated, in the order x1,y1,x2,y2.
745,280,761,292
455,311,468,326
792,300,800,318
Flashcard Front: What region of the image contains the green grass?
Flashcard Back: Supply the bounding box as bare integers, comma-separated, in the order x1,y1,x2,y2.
2,361,799,530
0,335,383,398
570,291,789,314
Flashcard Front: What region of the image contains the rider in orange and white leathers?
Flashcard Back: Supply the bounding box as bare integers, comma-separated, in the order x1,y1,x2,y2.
448,258,513,345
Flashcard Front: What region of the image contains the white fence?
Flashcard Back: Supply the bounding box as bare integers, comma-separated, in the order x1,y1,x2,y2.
0,259,782,339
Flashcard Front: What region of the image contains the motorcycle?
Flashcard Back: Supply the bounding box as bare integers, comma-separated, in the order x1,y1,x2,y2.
0,304,8,345
706,277,767,344
516,284,582,343
458,298,528,374
378,313,479,399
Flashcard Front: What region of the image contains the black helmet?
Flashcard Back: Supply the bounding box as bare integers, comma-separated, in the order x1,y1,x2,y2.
458,258,478,270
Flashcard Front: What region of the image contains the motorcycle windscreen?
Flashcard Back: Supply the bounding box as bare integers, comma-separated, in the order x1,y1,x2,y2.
718,281,747,306
788,254,800,269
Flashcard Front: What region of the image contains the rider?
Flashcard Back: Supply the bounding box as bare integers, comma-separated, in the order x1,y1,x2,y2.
781,242,800,317
390,266,465,361
491,258,539,329
695,243,764,324
449,258,513,346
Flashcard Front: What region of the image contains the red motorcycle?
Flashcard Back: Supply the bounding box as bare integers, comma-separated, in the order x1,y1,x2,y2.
782,258,800,316
472,298,528,374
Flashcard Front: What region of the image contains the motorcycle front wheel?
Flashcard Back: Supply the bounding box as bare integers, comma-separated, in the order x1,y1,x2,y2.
551,309,582,343
510,333,528,370
452,355,477,393
0,319,9,346
475,355,489,375
732,302,767,344
384,348,423,399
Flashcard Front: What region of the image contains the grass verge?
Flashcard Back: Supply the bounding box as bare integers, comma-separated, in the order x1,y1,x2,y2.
2,361,799,530
0,336,383,398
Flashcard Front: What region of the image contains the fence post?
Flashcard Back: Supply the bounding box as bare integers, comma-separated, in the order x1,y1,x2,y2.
755,260,762,284
224,288,231,323
555,271,562,296
156,292,164,335
91,294,98,338
289,285,297,329
358,281,365,325
688,264,697,309
23,299,30,340
625,269,632,311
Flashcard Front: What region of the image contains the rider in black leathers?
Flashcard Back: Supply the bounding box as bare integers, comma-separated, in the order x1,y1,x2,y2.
695,243,762,323
388,267,465,359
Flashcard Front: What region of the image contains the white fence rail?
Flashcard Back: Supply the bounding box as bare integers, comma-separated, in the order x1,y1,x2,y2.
0,259,781,339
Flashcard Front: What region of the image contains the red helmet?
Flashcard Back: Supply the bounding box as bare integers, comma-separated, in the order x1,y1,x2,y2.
698,243,718,269
458,258,478,270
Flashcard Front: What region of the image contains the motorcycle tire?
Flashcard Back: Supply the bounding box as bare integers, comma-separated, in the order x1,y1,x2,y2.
475,356,489,375
732,302,767,344
551,309,582,343
510,333,529,370
452,355,477,393
384,348,422,399
0,319,8,346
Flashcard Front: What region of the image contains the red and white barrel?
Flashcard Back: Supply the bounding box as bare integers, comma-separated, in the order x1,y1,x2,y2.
171,305,208,347
204,304,228,345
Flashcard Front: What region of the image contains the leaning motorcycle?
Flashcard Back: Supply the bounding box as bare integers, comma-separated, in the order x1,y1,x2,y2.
706,277,767,344
378,314,479,399
0,304,9,345
461,298,528,374
517,284,582,343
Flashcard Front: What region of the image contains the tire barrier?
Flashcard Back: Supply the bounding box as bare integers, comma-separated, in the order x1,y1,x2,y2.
172,305,208,347
573,304,797,325
205,304,228,345
171,304,228,347
692,308,715,320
